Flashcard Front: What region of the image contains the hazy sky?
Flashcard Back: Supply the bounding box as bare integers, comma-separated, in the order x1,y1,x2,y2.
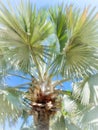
2,0,98,9
26,0,98,10
1,0,98,130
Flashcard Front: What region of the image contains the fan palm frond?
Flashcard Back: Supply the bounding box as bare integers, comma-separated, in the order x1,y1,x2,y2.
0,0,53,73
80,105,98,130
51,114,66,130
49,5,67,52
0,87,23,125
62,95,77,115
82,105,98,124
51,112,81,130
64,118,81,130
50,6,98,78
72,74,98,105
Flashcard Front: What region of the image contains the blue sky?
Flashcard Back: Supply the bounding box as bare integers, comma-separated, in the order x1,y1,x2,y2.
1,0,98,130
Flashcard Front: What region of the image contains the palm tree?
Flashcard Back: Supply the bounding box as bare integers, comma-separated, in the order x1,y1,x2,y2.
0,0,98,130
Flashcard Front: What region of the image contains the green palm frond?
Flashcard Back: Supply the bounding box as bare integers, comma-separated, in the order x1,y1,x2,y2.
82,105,98,124
62,95,77,115
49,5,67,52
61,94,96,130
20,110,33,130
64,6,98,78
0,87,23,124
51,115,66,130
81,105,98,130
72,74,98,105
0,48,7,71
61,95,98,130
50,6,98,78
0,0,53,72
51,95,81,130
64,118,81,130
51,113,81,130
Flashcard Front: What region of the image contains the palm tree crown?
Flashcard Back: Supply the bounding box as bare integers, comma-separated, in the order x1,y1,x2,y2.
0,0,98,130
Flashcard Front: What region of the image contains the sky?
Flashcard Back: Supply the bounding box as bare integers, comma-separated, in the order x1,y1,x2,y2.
1,0,98,130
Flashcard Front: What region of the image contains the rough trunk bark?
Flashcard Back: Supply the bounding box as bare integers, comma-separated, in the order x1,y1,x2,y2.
36,109,50,130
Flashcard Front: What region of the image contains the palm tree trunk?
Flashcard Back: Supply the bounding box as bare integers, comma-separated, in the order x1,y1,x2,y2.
36,109,50,130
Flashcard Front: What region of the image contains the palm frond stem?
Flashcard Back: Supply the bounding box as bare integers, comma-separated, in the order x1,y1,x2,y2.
52,78,70,88
31,53,43,81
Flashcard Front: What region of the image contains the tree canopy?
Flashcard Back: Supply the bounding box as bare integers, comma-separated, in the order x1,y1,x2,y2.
0,0,98,130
